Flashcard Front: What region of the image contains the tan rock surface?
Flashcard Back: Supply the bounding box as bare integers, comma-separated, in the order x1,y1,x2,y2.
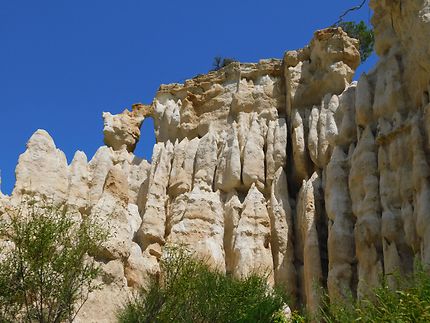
295,172,323,314
232,184,273,281
167,188,225,270
13,129,69,203
349,127,383,298
268,168,296,299
103,103,151,152
325,147,355,300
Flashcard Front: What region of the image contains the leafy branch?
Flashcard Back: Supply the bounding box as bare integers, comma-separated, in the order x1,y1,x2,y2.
330,0,374,63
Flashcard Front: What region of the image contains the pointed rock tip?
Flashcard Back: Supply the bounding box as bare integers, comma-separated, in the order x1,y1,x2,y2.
246,182,264,198
71,150,88,163
27,129,56,149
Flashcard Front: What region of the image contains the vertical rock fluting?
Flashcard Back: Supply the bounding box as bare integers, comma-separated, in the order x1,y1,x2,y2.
349,127,383,298
295,172,323,314
3,3,430,320
215,125,242,192
232,184,273,280
266,118,288,186
325,147,355,300
136,142,173,249
269,168,296,300
242,116,266,190
223,191,242,274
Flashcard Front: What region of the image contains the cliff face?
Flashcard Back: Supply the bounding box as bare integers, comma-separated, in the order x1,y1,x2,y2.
2,0,430,321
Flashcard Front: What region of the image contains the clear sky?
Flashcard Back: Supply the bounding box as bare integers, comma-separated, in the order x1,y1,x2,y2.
0,0,377,194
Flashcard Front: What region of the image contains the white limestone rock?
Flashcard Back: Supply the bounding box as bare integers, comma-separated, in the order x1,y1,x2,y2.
103,104,150,152
167,187,225,270
349,127,383,299
126,156,150,205
325,147,355,300
88,146,115,205
136,142,174,249
295,172,323,314
124,242,159,289
223,191,242,274
355,73,373,127
268,168,296,299
242,117,266,191
291,110,309,183
284,27,360,115
168,138,190,197
67,151,90,212
232,184,273,281
13,129,69,203
193,132,218,191
266,119,288,185
215,125,241,192
75,259,129,323
91,165,139,261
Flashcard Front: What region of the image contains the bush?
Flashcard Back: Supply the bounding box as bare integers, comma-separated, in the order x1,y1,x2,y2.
0,199,108,322
321,264,430,322
118,246,288,323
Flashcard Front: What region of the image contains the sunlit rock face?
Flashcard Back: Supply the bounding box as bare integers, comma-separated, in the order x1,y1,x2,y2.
3,2,430,319
102,103,152,152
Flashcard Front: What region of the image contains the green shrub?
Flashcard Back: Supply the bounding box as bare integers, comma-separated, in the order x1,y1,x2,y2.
321,264,430,322
0,199,108,322
118,246,288,323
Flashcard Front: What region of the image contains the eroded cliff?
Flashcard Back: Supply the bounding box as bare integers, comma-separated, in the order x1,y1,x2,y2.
2,0,430,321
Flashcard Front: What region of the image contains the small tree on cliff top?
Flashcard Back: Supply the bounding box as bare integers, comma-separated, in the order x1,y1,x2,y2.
333,0,374,62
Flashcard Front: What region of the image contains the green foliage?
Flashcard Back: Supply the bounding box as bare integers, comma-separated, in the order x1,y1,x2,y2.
212,56,238,71
321,264,430,322
339,20,374,62
118,246,288,323
271,309,306,323
0,199,108,322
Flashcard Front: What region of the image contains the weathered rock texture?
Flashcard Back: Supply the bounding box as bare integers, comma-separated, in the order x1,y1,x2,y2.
2,1,430,320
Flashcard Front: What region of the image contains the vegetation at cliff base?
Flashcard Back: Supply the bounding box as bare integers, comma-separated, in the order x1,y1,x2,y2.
118,246,289,323
0,199,108,322
321,264,430,322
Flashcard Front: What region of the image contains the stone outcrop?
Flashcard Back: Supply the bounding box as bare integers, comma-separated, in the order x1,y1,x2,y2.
12,129,69,203
3,1,430,320
103,103,152,152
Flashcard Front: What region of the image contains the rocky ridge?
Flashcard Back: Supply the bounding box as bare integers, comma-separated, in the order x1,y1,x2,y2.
2,0,430,321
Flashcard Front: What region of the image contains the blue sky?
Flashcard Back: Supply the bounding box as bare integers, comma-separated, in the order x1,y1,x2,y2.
0,0,377,194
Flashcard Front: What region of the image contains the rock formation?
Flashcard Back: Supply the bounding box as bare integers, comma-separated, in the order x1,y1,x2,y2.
2,1,430,320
